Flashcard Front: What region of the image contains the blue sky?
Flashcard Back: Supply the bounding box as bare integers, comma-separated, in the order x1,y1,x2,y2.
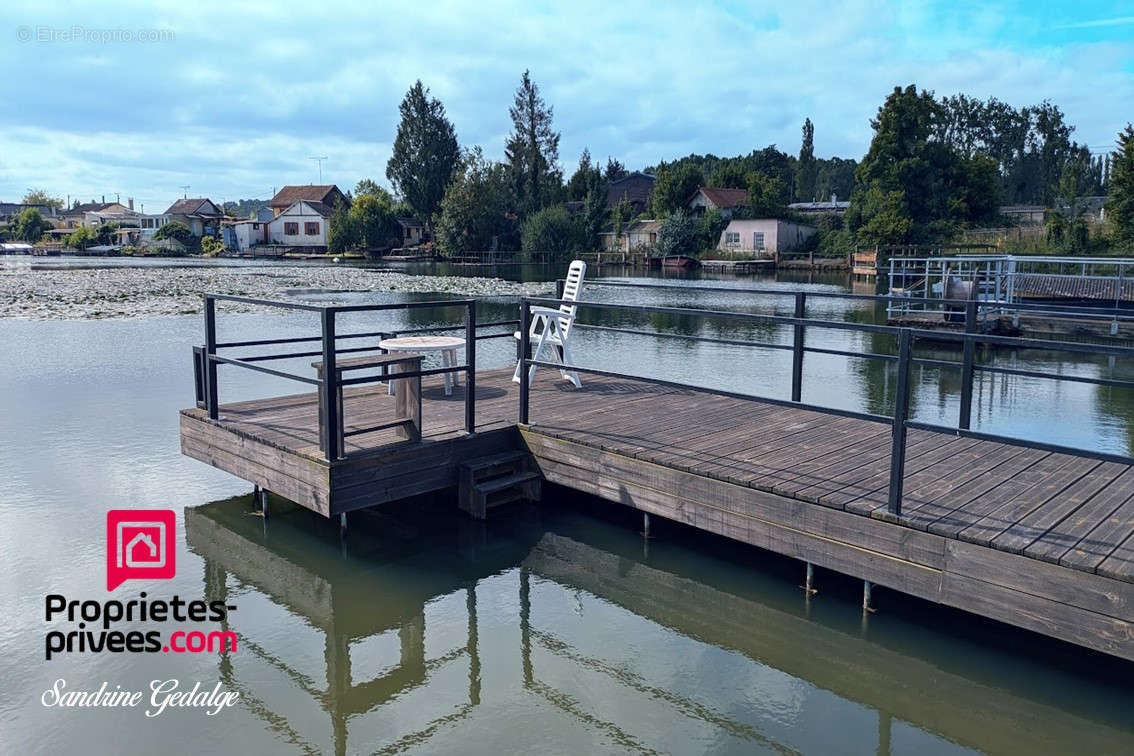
0,0,1131,212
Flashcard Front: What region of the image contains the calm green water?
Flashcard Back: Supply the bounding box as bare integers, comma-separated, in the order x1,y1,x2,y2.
2,262,1133,754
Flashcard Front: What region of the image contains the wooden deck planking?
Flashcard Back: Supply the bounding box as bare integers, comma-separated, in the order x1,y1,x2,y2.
181,366,1134,657
1099,530,1134,582
183,367,1134,583
995,462,1129,557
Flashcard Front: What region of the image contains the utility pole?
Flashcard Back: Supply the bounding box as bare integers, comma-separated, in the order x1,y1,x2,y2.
308,156,328,184
179,185,190,199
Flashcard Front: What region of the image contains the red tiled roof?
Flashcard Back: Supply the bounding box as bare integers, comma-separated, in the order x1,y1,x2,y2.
693,187,748,209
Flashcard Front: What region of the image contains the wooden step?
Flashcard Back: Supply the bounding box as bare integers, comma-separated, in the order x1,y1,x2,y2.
474,470,541,495
461,450,532,479
458,462,542,520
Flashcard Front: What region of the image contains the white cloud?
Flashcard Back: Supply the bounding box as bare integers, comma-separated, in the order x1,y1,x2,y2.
0,0,1129,208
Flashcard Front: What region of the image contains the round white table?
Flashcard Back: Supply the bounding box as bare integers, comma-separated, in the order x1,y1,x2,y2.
377,336,466,395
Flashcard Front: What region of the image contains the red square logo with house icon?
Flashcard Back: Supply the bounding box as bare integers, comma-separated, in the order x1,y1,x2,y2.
106,510,176,591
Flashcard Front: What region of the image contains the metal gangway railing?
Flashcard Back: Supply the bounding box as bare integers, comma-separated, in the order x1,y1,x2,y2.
887,255,1134,328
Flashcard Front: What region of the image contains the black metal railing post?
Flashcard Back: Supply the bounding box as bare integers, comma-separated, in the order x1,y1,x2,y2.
887,329,913,516
958,299,977,429
204,295,219,419
519,299,531,425
321,308,341,461
465,300,476,435
791,292,806,402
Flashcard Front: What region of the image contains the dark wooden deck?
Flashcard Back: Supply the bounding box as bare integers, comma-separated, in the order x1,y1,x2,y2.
181,366,1134,660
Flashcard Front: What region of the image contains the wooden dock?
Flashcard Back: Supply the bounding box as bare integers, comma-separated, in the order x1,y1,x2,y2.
182,366,1134,661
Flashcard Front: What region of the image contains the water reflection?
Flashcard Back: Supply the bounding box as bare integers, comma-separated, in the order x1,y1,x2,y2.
185,495,1134,755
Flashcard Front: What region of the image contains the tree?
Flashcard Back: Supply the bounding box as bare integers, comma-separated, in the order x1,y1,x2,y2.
706,163,748,189
222,198,268,218
200,236,226,256
349,193,400,250
153,220,192,244
327,205,358,253
385,81,460,233
655,213,700,257
521,205,579,259
566,148,602,201
795,118,817,202
353,178,388,200
1107,124,1134,247
12,208,50,242
505,70,562,215
436,147,517,255
22,188,63,211
851,187,912,246
696,208,728,250
746,146,795,204
611,195,632,247
94,222,120,246
579,174,608,251
848,84,1001,245
604,157,627,182
745,173,788,218
814,157,857,202
67,225,95,249
652,162,703,216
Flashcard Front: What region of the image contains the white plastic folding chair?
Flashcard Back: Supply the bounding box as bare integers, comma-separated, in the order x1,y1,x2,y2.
513,260,586,388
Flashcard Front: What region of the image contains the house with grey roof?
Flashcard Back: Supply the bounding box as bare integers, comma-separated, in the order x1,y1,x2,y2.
163,198,223,236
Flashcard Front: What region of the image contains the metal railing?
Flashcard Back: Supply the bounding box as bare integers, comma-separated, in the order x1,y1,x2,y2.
193,294,517,461
887,255,1134,325
518,280,1134,517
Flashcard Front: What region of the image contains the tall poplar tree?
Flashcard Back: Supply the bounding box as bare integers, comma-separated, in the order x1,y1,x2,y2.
505,70,562,216
795,118,817,202
385,81,460,233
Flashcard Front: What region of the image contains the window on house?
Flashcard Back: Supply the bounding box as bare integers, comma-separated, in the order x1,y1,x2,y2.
252,223,260,230
724,231,740,245
141,218,153,228
284,222,299,235
753,232,765,249
305,222,320,235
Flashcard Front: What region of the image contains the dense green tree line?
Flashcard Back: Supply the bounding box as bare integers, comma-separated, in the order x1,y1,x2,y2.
335,74,1129,259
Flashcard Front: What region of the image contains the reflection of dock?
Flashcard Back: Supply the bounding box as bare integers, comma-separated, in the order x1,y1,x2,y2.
184,497,540,756
186,498,1134,754
523,531,1134,756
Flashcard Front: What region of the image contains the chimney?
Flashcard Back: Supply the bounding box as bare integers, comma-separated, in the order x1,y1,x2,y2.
831,194,837,204
128,197,134,211
101,194,105,203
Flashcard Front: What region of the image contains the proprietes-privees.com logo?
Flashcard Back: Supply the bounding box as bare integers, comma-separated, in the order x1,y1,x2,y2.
41,510,241,717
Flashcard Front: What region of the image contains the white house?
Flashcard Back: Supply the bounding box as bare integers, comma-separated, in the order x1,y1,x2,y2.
717,219,816,255
268,200,330,248
229,219,270,251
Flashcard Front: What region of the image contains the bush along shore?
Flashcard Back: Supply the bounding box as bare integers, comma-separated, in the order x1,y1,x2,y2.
0,264,553,320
